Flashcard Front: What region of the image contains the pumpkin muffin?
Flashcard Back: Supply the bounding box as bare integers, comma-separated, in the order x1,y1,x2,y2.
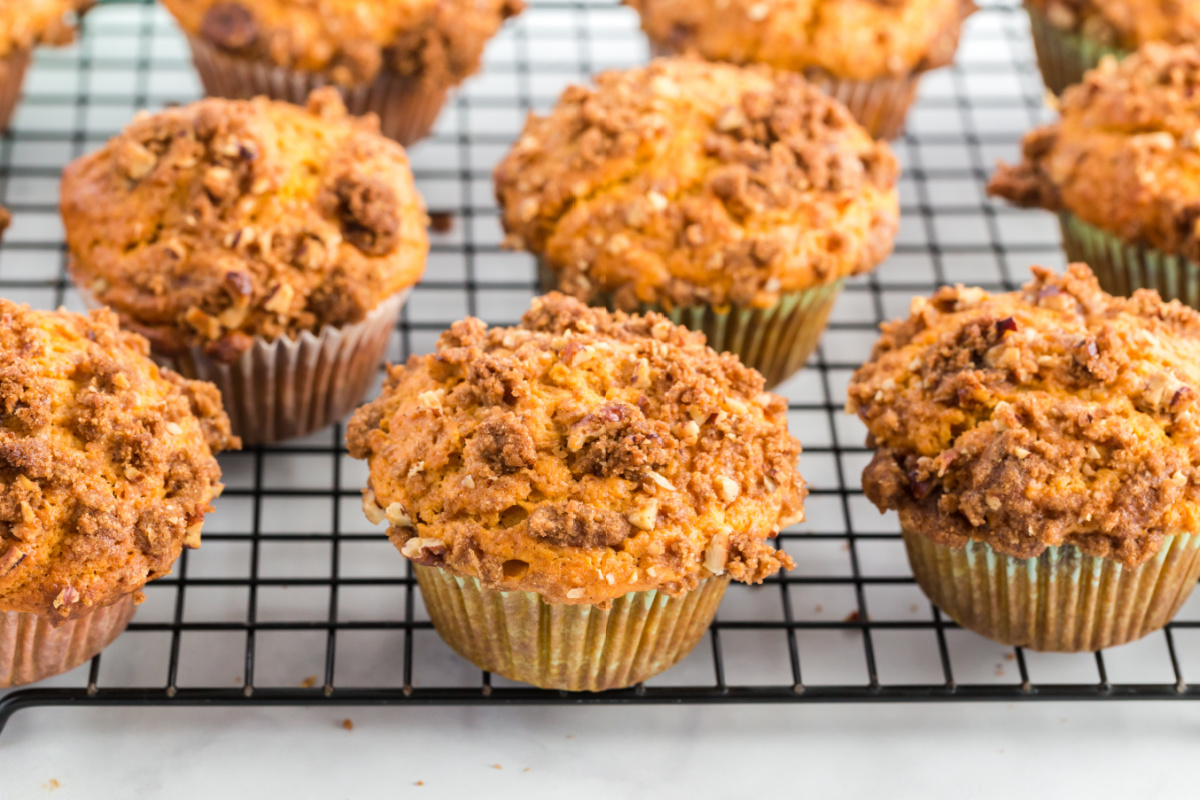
848,264,1200,651
161,0,524,145
626,0,975,138
0,0,92,129
0,300,236,686
347,292,806,690
1024,0,1200,95
61,88,429,444
990,44,1200,310
495,57,900,388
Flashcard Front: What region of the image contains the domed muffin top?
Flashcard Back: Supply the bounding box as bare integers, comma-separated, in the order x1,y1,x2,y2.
627,0,974,81
61,89,428,362
1026,0,1200,51
848,264,1200,568
989,43,1200,263
160,0,524,88
494,57,899,311
347,293,806,604
0,0,89,58
0,301,237,620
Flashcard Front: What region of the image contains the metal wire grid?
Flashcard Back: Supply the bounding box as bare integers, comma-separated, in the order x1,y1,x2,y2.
2,0,1200,732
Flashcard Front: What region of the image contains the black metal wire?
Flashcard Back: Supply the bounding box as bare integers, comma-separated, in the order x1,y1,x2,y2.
1,0,1198,734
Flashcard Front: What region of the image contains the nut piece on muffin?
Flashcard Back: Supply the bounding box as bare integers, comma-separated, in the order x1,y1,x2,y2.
848,264,1200,650
61,89,430,443
347,293,805,689
161,0,525,144
496,57,899,386
989,44,1200,308
0,1,92,129
0,300,237,685
626,0,975,138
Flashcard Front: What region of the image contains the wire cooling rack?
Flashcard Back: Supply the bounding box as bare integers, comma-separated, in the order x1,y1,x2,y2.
3,0,1200,733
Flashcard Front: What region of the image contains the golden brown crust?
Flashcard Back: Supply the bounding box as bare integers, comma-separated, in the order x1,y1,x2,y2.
1026,0,1200,50
0,300,237,621
61,89,429,361
628,0,975,81
988,43,1200,264
347,293,805,605
848,264,1200,568
161,0,523,89
0,0,90,59
494,57,899,310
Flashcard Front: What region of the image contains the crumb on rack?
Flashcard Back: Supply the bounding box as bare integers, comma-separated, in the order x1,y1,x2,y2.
300,674,318,688
342,718,354,731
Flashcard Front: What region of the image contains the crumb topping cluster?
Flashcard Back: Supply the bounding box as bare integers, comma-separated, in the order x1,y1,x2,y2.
0,0,90,58
347,293,806,604
1027,0,1200,50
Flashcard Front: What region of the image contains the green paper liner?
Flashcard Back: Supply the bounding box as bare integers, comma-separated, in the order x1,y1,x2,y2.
186,35,448,147
0,594,137,688
1058,211,1200,307
0,49,31,131
904,529,1200,652
538,260,841,388
415,565,730,691
1026,5,1127,96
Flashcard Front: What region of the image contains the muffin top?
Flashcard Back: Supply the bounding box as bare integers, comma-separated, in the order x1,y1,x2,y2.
1027,0,1200,50
989,43,1200,263
161,0,523,88
627,0,974,81
0,0,89,59
346,293,806,605
61,89,429,362
0,301,237,620
848,264,1200,568
495,58,899,311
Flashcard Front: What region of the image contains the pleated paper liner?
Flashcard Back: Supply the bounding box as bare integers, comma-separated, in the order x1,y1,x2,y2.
1058,211,1200,307
0,49,31,131
648,42,919,139
904,529,1200,652
415,565,730,691
0,594,137,688
1026,5,1127,96
185,35,449,147
537,260,840,389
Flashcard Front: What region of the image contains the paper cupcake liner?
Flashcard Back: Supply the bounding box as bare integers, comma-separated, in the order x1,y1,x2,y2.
1058,211,1200,307
0,594,137,688
648,42,919,139
415,564,730,691
0,49,31,131
1026,5,1127,96
904,528,1200,652
185,35,449,146
538,260,840,388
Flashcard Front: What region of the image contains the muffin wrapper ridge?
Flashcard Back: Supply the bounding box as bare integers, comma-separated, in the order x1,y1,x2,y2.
0,49,31,131
539,260,840,388
415,564,730,691
0,594,137,688
1058,212,1200,307
903,529,1200,652
648,43,919,139
1026,5,1127,96
185,35,448,147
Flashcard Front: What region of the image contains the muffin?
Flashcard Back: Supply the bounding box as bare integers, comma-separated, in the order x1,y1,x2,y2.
1024,0,1200,95
990,44,1200,310
160,0,524,146
495,58,900,389
848,264,1200,651
626,0,975,139
61,89,429,445
0,1,91,130
347,293,805,691
0,300,236,686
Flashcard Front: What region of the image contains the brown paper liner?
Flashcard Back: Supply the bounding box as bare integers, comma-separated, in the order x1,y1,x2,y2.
415,564,730,691
0,49,31,131
538,260,840,388
647,42,919,139
904,528,1200,652
1026,5,1127,96
0,594,137,688
185,35,449,146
